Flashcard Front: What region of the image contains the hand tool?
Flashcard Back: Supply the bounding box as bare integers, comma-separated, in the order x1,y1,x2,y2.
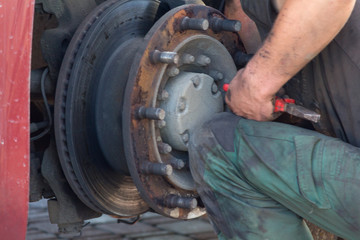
222,84,321,123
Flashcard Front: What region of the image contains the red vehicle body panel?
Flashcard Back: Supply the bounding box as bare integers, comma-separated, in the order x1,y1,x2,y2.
0,1,34,239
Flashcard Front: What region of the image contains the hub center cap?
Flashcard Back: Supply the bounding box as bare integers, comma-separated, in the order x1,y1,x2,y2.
160,72,223,151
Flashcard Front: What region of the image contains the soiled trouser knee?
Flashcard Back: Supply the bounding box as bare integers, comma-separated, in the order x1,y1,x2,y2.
189,112,360,240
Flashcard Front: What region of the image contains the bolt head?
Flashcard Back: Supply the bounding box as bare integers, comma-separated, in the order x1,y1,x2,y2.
178,101,186,111
211,83,219,94
181,133,189,143
216,72,224,80
192,76,200,87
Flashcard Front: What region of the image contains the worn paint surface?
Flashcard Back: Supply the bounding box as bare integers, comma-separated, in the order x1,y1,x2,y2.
0,0,34,239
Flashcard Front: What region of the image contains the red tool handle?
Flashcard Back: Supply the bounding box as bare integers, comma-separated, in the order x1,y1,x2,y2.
223,84,295,113
274,97,295,112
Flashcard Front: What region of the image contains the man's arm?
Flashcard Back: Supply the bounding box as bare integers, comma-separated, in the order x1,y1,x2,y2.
226,0,356,121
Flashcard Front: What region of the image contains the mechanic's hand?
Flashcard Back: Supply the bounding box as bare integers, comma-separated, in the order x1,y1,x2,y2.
225,69,277,121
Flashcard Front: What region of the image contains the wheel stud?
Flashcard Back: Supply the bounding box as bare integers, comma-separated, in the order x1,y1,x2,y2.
158,142,172,154
181,53,195,64
141,162,173,176
170,158,186,170
210,18,241,33
164,195,198,209
196,55,211,66
151,50,179,64
210,70,224,81
158,90,169,101
166,66,180,77
181,17,209,31
137,107,165,120
156,120,167,129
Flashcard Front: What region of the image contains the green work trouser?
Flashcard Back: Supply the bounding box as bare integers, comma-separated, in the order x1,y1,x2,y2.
189,112,360,240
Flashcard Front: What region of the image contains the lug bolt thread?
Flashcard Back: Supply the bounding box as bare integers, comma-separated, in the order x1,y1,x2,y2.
157,90,169,101
181,53,195,64
210,18,241,32
181,17,209,31
137,107,165,120
156,120,166,129
210,70,224,81
151,50,179,64
166,66,180,77
158,142,172,154
171,158,186,170
141,162,173,176
196,55,211,66
164,194,198,209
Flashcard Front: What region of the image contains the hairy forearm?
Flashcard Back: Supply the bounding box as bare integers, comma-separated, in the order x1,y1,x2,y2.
244,0,356,98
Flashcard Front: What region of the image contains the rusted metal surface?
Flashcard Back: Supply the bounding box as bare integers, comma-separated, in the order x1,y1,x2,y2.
0,0,34,239
123,4,244,219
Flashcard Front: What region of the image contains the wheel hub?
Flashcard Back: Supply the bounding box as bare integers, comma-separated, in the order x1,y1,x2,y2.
124,4,243,219
160,71,223,151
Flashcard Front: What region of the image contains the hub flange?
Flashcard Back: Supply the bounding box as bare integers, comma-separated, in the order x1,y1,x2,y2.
123,4,243,219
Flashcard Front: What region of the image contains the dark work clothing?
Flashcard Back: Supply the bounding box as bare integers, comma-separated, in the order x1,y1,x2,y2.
240,0,360,147
189,113,360,240
189,1,360,239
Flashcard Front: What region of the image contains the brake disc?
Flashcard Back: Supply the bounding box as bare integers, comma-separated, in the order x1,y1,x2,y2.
124,4,244,219
54,0,167,216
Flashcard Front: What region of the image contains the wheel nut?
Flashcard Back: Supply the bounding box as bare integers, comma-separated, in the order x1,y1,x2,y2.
181,17,209,31
196,55,211,66
211,83,219,94
151,50,179,64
